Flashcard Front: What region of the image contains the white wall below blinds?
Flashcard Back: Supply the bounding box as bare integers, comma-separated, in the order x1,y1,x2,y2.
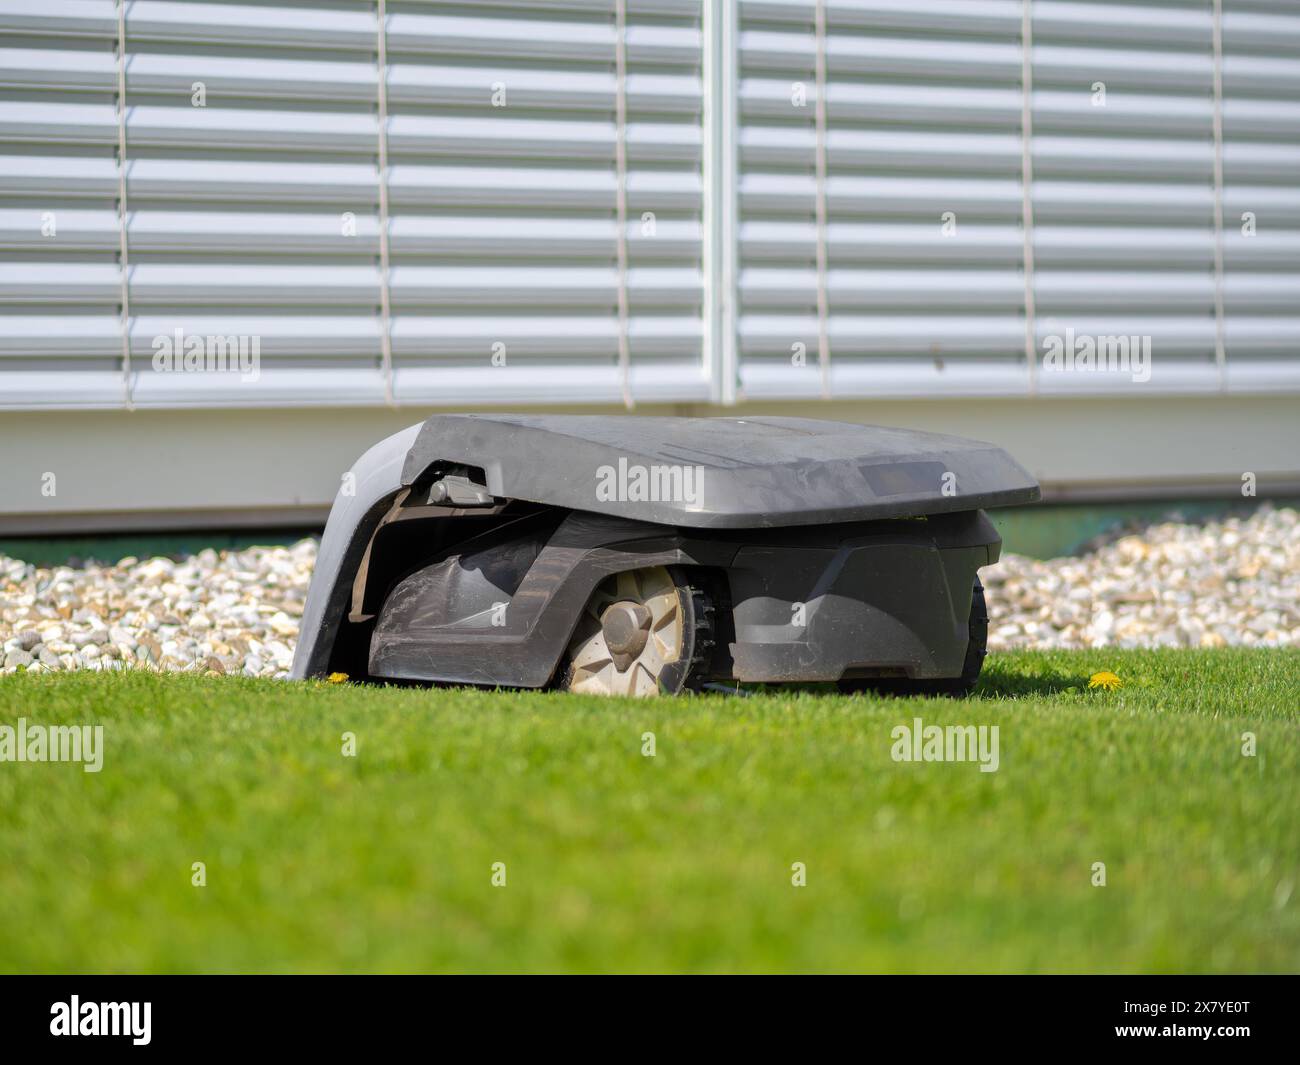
0,0,1297,411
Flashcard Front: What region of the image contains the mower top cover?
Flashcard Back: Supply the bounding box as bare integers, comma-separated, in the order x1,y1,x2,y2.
402,414,1038,528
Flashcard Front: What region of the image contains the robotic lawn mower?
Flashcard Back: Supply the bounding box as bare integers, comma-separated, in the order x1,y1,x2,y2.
292,415,1039,697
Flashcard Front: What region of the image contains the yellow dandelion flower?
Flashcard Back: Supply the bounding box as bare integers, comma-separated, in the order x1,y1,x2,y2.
1088,670,1122,691
327,672,349,684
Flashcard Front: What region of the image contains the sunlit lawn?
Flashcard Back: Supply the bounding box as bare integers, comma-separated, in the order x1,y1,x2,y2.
1,649,1296,973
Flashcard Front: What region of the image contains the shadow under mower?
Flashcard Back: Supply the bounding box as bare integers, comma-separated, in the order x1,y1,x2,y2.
291,415,1039,697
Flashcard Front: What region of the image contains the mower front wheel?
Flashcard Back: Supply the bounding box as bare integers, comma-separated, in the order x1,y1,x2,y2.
559,565,714,697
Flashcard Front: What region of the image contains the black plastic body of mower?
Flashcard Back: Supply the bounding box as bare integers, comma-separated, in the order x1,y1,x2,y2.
291,415,1039,697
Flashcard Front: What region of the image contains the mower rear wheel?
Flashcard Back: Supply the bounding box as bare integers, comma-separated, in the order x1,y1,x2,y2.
560,565,712,697
838,576,989,698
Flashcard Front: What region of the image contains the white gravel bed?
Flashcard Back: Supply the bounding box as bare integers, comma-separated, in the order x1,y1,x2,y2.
983,505,1299,650
1,541,316,678
1,505,1296,676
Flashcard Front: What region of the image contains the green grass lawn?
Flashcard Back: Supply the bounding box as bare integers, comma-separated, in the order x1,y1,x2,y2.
1,649,1297,973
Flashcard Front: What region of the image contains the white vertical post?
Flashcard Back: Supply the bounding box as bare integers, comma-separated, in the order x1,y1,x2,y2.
703,0,739,405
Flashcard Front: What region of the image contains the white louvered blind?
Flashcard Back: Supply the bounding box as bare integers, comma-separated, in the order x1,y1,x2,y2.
0,0,709,408
1,0,1297,411
734,0,1300,401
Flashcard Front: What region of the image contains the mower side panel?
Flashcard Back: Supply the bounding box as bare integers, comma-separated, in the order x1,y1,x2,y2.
725,537,985,682
289,422,422,680
368,512,737,687
367,509,1001,687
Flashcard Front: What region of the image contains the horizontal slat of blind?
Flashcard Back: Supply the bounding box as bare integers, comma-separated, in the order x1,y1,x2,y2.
0,264,704,307
0,49,704,112
0,156,701,207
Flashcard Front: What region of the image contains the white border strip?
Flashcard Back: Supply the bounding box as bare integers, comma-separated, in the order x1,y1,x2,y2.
702,0,739,405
